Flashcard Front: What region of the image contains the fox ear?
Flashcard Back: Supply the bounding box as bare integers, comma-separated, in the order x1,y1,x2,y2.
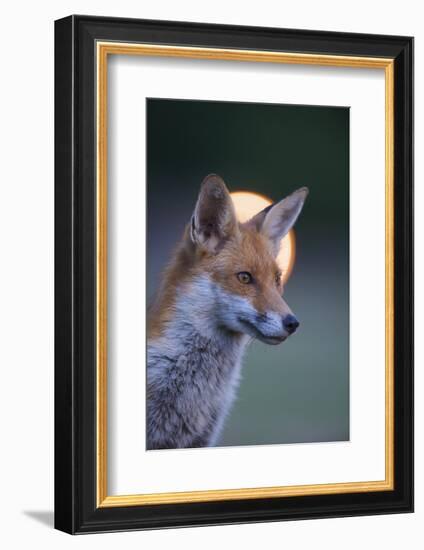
249,187,308,254
190,174,238,253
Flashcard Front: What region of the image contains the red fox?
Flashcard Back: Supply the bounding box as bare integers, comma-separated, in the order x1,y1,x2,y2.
147,174,308,450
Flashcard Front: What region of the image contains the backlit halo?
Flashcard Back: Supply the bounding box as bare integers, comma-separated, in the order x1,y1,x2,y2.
230,191,296,284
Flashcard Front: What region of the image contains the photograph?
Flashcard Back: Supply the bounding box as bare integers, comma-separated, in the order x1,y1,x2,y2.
146,98,350,450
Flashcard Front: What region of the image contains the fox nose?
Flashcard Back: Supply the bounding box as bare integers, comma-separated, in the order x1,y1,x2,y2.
283,314,299,334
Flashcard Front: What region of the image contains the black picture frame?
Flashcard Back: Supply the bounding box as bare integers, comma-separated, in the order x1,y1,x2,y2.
55,14,413,534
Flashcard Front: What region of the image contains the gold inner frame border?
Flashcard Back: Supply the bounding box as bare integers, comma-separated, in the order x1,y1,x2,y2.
96,42,395,508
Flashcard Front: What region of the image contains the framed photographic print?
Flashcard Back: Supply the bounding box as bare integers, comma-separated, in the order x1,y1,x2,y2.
54,15,413,534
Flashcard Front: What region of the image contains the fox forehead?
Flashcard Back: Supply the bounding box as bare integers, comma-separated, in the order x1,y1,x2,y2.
212,226,278,274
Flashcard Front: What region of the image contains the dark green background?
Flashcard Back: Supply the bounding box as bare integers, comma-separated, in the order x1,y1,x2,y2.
147,98,349,446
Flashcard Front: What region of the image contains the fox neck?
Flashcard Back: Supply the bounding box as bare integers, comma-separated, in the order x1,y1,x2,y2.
147,274,250,448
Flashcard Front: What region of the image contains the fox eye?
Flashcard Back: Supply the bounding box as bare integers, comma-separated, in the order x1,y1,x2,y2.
237,271,253,284
275,271,282,285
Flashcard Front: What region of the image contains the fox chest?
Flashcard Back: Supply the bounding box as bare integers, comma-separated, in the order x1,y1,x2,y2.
147,333,245,442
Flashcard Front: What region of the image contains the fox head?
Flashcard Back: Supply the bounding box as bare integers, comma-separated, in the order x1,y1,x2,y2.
188,174,308,345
